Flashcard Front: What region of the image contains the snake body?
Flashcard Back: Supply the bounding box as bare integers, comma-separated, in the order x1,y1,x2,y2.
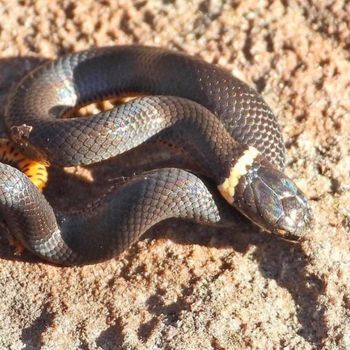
0,46,312,265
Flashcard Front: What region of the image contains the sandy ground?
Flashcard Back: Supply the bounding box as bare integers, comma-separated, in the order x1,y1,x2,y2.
0,1,349,349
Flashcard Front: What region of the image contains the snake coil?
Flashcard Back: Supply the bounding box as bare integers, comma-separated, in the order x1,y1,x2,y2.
0,46,312,265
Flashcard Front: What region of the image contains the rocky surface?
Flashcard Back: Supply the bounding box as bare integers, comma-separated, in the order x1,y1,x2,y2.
0,1,349,349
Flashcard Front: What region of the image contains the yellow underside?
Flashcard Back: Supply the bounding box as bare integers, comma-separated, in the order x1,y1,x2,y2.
218,146,260,204
0,138,48,190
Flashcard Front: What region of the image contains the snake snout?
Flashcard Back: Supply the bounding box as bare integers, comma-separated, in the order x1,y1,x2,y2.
233,159,313,239
275,192,313,239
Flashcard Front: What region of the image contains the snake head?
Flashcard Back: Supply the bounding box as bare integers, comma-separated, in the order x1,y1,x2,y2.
219,149,313,240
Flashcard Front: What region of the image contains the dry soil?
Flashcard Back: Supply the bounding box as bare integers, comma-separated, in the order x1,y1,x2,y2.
0,1,349,349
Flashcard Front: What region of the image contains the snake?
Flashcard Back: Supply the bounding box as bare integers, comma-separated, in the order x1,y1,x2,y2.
0,46,313,265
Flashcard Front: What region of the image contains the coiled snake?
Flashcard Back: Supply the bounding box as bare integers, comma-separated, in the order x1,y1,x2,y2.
0,46,312,265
